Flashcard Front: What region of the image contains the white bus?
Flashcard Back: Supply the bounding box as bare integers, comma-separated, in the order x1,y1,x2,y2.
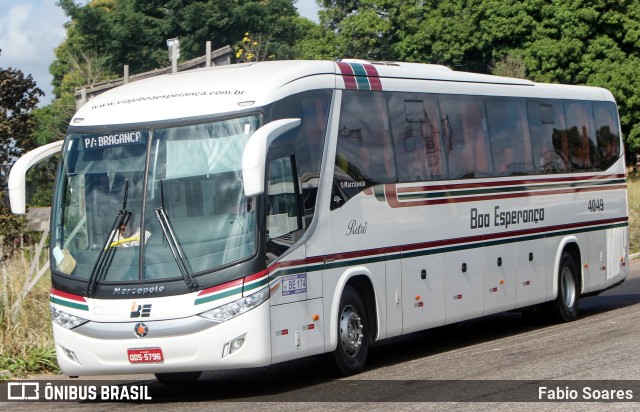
9,60,629,381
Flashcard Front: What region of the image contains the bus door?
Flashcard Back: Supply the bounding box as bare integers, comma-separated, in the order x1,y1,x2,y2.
266,153,325,364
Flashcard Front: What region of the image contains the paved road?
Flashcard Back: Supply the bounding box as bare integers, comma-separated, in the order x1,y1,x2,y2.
5,260,640,411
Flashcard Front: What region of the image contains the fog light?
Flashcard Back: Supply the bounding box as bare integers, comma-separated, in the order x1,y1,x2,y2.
222,334,246,358
60,345,81,365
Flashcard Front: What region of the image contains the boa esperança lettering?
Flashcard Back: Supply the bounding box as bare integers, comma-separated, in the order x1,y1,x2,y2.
470,205,545,230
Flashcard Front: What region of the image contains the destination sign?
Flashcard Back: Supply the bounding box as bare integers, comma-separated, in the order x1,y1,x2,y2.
83,131,146,150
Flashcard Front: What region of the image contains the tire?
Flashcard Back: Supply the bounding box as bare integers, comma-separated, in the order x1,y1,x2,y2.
545,251,579,323
154,371,202,385
331,285,369,376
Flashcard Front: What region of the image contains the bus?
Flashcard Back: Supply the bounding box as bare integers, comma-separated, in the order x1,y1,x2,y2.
9,59,628,381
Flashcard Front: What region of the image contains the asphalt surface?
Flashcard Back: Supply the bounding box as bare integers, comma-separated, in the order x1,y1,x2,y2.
4,259,640,411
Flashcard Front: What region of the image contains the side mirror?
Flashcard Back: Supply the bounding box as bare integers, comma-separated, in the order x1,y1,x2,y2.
242,118,301,196
8,140,64,214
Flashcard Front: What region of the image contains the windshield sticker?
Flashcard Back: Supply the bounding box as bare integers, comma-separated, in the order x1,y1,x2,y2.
83,132,145,150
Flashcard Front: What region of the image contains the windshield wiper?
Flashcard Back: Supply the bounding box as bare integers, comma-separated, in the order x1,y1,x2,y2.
154,181,199,290
86,179,131,297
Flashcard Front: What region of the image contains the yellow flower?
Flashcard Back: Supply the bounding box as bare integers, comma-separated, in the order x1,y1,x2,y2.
235,49,244,58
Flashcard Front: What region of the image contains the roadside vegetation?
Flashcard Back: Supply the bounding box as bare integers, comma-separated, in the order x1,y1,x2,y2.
628,172,640,255
0,256,58,379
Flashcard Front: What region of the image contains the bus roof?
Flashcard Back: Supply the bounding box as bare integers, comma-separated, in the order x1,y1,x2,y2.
71,60,615,128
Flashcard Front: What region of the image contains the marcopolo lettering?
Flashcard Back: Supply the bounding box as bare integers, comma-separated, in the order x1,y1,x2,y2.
340,181,366,189
113,285,165,296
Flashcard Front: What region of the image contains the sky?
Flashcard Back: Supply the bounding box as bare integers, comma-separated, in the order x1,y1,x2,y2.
0,0,320,107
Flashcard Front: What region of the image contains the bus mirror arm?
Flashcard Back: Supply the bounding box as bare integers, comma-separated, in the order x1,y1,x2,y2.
242,118,301,197
8,140,64,214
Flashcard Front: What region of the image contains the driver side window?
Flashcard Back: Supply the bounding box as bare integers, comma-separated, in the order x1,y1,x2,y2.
266,156,302,248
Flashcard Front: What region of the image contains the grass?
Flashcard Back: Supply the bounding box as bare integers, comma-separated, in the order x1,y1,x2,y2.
0,255,59,378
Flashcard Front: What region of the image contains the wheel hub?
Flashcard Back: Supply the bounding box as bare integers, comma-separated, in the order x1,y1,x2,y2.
339,304,363,358
560,266,576,309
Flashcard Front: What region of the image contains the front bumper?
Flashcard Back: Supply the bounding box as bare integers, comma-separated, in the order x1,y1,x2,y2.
53,301,271,376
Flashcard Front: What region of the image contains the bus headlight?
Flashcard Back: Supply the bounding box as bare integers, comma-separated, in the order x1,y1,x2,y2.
50,305,89,329
199,286,269,323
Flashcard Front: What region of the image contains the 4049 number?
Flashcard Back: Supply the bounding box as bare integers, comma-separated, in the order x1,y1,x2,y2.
587,199,605,212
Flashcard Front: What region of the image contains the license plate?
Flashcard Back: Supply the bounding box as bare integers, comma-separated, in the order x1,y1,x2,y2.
282,274,307,295
127,348,164,364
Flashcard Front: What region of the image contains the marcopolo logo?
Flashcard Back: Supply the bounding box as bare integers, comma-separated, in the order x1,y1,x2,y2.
130,302,152,318
134,322,149,338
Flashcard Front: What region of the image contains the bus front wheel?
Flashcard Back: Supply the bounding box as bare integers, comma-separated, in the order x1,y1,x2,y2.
546,251,579,322
332,285,369,376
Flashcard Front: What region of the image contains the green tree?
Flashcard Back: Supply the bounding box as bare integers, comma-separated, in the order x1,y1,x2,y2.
0,61,44,194
52,0,307,98
316,0,640,152
32,49,115,207
0,49,41,259
314,0,398,60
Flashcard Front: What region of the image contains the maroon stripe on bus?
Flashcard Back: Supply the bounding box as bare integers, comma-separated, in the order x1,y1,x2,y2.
336,62,358,89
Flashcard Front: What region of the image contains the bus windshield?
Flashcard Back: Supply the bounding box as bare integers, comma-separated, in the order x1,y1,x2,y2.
52,115,261,285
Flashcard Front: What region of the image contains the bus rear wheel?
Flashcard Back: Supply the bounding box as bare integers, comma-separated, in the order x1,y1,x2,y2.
545,251,579,323
332,285,369,376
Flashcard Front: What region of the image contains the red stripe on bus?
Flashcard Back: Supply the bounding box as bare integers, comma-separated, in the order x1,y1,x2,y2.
243,269,269,283
390,184,625,208
271,216,627,271
50,288,86,302
336,62,358,89
197,278,243,296
396,174,626,194
362,64,382,90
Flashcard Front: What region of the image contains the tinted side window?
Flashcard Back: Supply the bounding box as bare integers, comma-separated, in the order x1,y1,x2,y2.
265,156,303,261
271,90,331,226
388,93,446,182
527,100,569,174
332,91,396,209
564,101,597,171
593,101,621,171
438,95,491,179
486,97,534,176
